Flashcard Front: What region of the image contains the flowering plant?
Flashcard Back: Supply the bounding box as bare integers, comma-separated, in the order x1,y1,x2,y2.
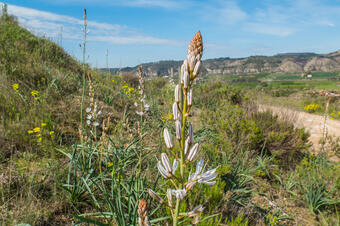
147,31,218,226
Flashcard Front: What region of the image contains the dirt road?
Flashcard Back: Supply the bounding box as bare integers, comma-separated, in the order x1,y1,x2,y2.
258,105,340,159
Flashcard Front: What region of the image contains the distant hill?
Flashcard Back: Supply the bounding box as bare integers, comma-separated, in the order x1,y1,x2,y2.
104,51,340,77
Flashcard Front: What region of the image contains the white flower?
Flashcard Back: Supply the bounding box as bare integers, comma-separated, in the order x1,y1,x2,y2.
188,205,204,217
171,189,186,200
86,107,91,113
157,153,178,178
186,160,218,190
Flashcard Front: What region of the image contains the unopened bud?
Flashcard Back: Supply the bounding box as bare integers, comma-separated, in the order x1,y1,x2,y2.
187,88,193,106
163,128,173,149
184,137,190,155
181,60,188,84
161,153,172,173
187,143,199,162
188,124,193,144
187,53,195,72
193,60,201,77
167,189,173,208
183,71,189,89
148,189,164,204
175,120,182,140
173,103,178,121
175,84,180,103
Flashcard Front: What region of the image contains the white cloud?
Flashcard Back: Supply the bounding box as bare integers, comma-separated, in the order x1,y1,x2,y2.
246,23,296,37
5,3,177,45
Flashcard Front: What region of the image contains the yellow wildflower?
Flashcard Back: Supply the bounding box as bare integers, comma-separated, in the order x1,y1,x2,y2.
37,133,42,137
33,127,41,133
27,130,33,134
37,137,42,142
12,83,19,91
31,90,39,96
41,123,47,127
161,113,173,122
108,162,114,167
50,131,55,135
304,104,319,113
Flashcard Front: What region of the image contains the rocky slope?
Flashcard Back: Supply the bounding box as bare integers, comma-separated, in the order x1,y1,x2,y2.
105,51,340,77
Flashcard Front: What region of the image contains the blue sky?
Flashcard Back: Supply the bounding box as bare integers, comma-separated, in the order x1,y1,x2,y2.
3,0,340,67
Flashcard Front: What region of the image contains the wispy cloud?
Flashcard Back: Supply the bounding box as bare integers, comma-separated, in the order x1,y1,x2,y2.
34,0,188,9
5,3,177,45
245,23,296,37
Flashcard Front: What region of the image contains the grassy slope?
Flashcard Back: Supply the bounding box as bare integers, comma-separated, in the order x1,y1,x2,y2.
0,15,84,224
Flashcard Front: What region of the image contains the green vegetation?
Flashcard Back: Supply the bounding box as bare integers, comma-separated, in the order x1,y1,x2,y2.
0,13,339,226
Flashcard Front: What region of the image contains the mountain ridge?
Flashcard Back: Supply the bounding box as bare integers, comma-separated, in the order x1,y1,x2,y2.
104,51,340,77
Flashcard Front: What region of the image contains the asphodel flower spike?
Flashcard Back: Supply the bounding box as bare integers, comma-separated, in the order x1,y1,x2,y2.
150,31,217,226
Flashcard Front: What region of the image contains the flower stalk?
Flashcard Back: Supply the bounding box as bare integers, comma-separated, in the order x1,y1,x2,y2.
150,31,217,226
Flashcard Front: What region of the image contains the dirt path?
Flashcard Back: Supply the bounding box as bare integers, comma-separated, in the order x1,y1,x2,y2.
259,105,340,160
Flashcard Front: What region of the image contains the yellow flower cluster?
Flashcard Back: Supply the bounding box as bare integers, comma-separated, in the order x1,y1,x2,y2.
161,113,173,122
304,104,319,113
330,110,340,119
27,123,54,143
122,82,135,95
31,90,40,101
12,83,19,92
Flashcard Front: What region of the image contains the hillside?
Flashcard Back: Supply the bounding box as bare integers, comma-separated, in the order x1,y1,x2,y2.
106,51,340,77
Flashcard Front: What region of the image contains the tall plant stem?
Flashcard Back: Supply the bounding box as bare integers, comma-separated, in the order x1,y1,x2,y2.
173,85,188,226
80,9,87,162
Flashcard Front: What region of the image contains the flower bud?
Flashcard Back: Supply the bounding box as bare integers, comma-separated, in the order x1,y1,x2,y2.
181,60,188,84
187,143,199,162
187,53,195,71
167,189,173,208
183,71,189,89
174,84,180,103
148,189,164,204
175,120,182,140
161,153,172,173
187,88,193,106
193,60,201,77
188,124,193,144
184,137,190,155
163,128,173,149
173,102,178,121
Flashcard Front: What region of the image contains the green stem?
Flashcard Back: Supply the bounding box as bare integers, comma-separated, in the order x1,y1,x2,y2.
173,198,180,226
173,86,188,226
80,9,87,163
